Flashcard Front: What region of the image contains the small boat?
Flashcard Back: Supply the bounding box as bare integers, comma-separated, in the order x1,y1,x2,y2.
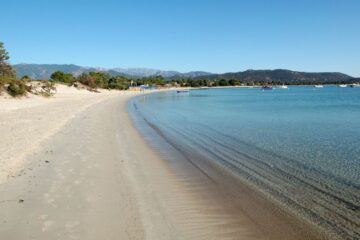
339,84,348,88
349,83,360,88
314,85,324,88
278,85,288,89
262,86,273,90
177,89,190,93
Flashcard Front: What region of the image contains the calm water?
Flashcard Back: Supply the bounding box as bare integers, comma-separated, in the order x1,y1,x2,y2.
130,86,360,239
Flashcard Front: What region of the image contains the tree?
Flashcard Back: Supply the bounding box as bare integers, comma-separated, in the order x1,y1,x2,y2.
218,79,229,86
88,72,110,88
50,71,74,84
229,79,241,86
0,41,16,86
107,76,130,90
0,42,10,63
21,75,31,81
77,72,111,89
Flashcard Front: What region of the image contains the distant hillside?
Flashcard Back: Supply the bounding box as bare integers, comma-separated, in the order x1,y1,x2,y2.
171,71,215,79
193,69,352,84
13,64,98,79
112,67,179,78
13,64,354,84
13,64,212,79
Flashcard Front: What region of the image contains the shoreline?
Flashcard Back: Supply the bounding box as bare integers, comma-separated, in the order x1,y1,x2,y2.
0,87,326,239
129,93,327,240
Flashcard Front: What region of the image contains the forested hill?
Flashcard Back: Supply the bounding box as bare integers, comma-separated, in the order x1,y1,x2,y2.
192,69,353,84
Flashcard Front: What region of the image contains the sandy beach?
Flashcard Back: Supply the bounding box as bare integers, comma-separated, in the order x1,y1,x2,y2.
0,86,145,239
0,85,324,240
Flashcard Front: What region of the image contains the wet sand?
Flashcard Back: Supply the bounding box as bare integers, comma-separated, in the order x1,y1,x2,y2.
0,87,326,239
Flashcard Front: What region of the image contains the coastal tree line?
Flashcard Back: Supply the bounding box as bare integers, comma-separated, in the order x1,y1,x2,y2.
49,72,357,89
48,72,248,89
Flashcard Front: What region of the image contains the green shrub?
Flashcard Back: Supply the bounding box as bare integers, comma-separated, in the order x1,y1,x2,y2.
78,74,97,89
78,72,110,89
7,80,27,97
50,71,74,85
107,77,129,90
0,78,4,92
0,75,14,91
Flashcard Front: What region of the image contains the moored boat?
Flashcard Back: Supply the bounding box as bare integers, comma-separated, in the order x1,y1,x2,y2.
177,89,190,93
339,84,348,88
314,85,324,88
349,83,360,88
262,86,273,90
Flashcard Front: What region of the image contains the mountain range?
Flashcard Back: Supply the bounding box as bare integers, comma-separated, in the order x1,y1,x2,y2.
13,64,355,84
13,64,212,80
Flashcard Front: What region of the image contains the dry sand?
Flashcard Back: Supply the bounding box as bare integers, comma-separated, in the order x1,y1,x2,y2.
0,85,324,239
0,85,144,239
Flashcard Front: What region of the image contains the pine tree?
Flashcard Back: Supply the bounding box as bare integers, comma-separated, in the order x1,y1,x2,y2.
0,42,16,85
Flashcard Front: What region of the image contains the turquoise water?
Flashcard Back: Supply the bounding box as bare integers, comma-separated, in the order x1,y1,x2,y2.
130,86,360,239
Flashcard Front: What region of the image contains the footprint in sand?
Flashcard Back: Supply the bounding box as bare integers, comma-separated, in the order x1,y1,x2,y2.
42,220,54,232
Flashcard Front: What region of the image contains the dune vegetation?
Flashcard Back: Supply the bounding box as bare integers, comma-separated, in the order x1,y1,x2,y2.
0,42,56,97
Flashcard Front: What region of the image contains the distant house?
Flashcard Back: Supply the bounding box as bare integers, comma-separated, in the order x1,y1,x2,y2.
128,86,143,91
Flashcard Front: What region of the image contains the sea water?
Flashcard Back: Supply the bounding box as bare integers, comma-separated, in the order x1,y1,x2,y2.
130,86,360,239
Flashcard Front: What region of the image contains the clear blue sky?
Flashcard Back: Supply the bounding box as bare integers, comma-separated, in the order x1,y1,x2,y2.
1,0,359,76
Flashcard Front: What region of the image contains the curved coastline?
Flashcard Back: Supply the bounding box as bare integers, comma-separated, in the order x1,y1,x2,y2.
0,87,354,239
127,91,326,240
